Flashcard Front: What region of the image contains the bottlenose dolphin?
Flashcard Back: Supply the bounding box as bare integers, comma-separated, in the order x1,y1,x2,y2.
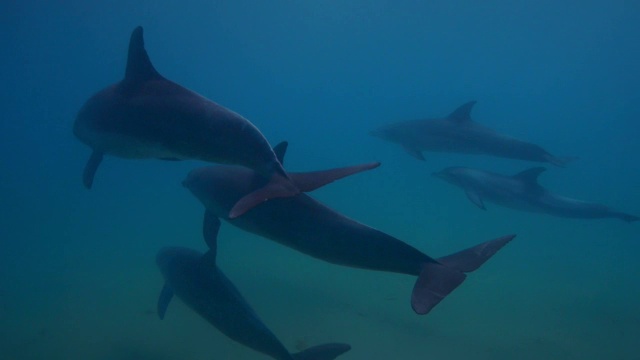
74,26,355,217
370,101,574,166
433,166,639,222
182,142,515,315
156,246,351,360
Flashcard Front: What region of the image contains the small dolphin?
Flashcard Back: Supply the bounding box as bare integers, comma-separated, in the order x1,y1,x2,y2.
371,101,575,166
74,26,354,217
156,246,351,360
433,166,639,222
182,142,515,315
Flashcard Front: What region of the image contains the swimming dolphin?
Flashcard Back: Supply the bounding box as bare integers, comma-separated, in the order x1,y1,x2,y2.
182,142,515,315
156,246,351,360
74,26,357,218
370,101,575,166
433,166,639,222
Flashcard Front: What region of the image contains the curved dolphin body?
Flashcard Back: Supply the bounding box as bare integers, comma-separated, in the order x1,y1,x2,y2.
183,142,514,315
370,101,575,166
433,166,639,222
156,246,351,360
75,26,342,217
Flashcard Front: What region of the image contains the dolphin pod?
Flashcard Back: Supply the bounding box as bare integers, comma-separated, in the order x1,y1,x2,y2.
156,246,351,360
182,142,515,315
73,26,370,218
74,26,635,359
371,101,575,166
433,166,639,222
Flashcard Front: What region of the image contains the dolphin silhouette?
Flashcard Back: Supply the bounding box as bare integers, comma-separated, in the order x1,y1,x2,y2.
182,142,515,315
370,101,575,166
433,166,639,222
74,26,353,218
156,246,351,360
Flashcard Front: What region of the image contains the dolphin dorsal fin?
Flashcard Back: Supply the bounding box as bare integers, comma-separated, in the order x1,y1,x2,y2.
273,141,289,165
447,101,477,123
125,26,161,84
513,167,546,185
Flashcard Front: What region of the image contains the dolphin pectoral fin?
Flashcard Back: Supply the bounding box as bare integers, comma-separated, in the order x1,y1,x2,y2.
229,175,299,218
403,146,425,160
545,155,579,167
410,234,515,315
82,151,104,189
465,190,486,209
411,263,466,315
203,210,221,262
157,283,174,320
290,162,381,192
436,234,515,273
292,343,352,360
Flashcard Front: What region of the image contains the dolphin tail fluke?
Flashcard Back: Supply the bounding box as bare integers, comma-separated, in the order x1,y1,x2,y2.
291,343,352,360
228,162,381,218
290,162,381,192
229,174,299,218
410,234,515,315
436,234,515,272
614,212,639,223
546,155,578,167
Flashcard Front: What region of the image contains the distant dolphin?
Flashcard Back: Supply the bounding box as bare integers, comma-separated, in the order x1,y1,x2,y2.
156,246,351,360
433,166,639,222
370,101,575,166
182,142,515,315
74,26,359,218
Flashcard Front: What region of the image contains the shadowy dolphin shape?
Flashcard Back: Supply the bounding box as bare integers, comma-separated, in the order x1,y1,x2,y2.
370,101,575,166
74,26,359,218
182,142,515,315
433,166,639,222
156,246,351,360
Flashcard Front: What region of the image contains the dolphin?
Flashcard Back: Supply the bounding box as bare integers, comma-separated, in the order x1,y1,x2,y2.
74,26,359,218
156,246,351,360
370,101,575,166
182,142,515,315
433,166,639,222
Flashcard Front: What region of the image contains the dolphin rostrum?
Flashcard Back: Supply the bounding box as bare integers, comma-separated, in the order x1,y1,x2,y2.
156,246,351,360
182,142,515,315
433,166,639,222
74,26,359,218
370,101,575,166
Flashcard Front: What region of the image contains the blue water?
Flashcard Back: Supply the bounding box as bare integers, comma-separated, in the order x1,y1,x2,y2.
1,1,638,359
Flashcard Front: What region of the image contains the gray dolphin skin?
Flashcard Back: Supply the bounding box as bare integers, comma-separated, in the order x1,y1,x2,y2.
182,142,515,315
370,101,574,166
75,26,351,218
433,166,639,222
156,246,352,360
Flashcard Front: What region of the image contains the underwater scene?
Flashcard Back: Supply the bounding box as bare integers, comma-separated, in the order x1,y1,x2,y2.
1,1,638,359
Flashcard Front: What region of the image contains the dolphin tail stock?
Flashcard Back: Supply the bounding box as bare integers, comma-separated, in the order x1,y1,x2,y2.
545,154,579,167
291,343,352,360
228,162,382,218
410,234,515,315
